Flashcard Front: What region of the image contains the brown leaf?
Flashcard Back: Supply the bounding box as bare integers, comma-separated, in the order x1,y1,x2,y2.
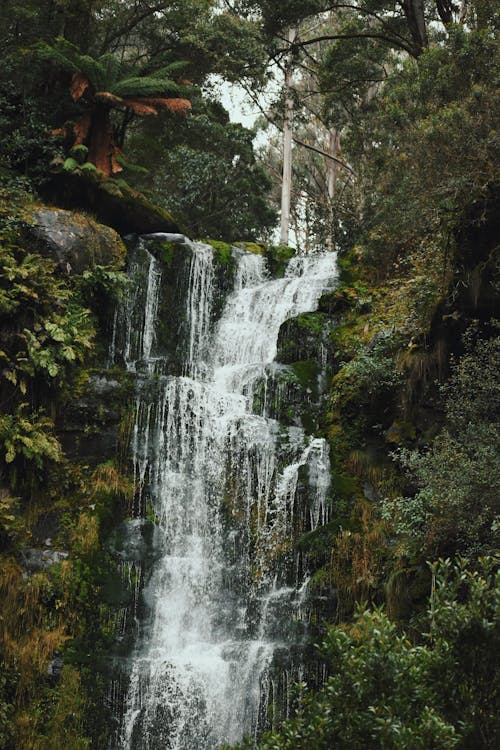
95,91,125,107
70,72,89,102
123,99,159,116
138,97,192,114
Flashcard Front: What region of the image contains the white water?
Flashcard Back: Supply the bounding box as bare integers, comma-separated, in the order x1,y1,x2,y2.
118,242,337,749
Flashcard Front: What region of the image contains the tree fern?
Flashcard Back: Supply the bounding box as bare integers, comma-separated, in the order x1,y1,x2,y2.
35,37,192,176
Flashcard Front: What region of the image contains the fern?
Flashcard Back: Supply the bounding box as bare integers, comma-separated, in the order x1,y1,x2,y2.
110,76,180,98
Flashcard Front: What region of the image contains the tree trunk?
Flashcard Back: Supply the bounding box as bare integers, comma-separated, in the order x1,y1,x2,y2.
87,105,115,177
401,0,428,56
279,27,296,247
326,129,340,252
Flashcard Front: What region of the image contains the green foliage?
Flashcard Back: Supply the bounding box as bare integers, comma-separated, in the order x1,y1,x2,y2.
227,558,499,750
384,328,500,558
0,405,61,468
331,331,403,412
0,666,13,749
355,27,499,269
74,265,128,326
129,97,276,241
0,491,20,543
35,38,185,99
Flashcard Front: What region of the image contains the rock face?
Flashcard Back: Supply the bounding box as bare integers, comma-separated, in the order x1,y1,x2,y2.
30,208,126,274
59,372,135,466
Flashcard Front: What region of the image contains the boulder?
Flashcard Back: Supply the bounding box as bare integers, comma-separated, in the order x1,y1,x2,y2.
29,207,126,274
21,547,69,573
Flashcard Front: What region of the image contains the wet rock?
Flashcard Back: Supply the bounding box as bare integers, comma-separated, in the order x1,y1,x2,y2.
277,312,335,367
47,651,64,684
29,207,126,274
30,510,60,546
21,547,69,573
107,519,163,563
58,371,134,465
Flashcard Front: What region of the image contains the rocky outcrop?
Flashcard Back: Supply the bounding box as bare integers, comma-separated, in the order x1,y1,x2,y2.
42,172,180,236
29,207,126,274
21,547,69,573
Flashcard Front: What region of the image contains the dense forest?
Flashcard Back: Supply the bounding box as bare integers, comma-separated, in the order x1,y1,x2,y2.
0,1,498,749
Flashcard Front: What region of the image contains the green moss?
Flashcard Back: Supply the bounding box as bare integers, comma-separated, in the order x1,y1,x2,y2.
203,239,234,266
294,312,328,337
290,359,320,393
147,240,180,268
234,241,265,255
331,471,361,502
264,244,296,277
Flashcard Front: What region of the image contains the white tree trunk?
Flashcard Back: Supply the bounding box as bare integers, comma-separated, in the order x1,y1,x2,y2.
279,27,296,246
326,129,340,251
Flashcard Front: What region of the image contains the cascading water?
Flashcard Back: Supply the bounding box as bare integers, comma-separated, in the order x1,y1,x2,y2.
115,238,337,749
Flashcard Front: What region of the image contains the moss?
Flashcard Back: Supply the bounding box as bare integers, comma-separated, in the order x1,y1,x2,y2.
25,205,127,272
234,241,265,255
146,240,185,269
203,239,235,267
385,420,417,444
294,312,328,337
264,244,296,278
42,171,181,235
290,359,320,393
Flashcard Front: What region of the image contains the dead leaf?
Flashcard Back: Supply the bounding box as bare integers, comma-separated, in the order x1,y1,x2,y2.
70,72,89,102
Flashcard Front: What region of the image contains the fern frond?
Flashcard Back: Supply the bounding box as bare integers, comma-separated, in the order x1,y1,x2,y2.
138,97,192,114
35,40,77,73
110,77,180,98
77,54,106,87
96,53,124,89
149,61,190,78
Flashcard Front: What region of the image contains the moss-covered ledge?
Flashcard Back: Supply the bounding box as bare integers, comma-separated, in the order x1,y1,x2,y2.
42,171,181,236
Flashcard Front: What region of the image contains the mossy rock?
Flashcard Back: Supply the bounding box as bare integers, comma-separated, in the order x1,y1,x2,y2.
28,207,126,274
99,182,179,235
41,171,181,236
264,244,295,277
204,239,235,267
145,238,188,269
234,241,265,256
252,362,323,434
278,312,335,367
58,370,135,465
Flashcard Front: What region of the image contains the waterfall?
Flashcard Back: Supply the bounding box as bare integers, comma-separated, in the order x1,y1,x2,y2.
116,240,337,749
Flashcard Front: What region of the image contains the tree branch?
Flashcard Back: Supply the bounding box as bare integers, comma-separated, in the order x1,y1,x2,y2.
279,31,415,58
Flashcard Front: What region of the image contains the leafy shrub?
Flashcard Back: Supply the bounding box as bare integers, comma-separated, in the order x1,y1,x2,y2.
227,558,499,750
384,329,500,557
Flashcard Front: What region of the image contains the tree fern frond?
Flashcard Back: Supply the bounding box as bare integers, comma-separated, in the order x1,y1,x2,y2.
137,97,192,114
149,61,190,78
77,54,106,88
138,59,188,78
110,77,180,98
97,54,124,89
34,41,77,73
